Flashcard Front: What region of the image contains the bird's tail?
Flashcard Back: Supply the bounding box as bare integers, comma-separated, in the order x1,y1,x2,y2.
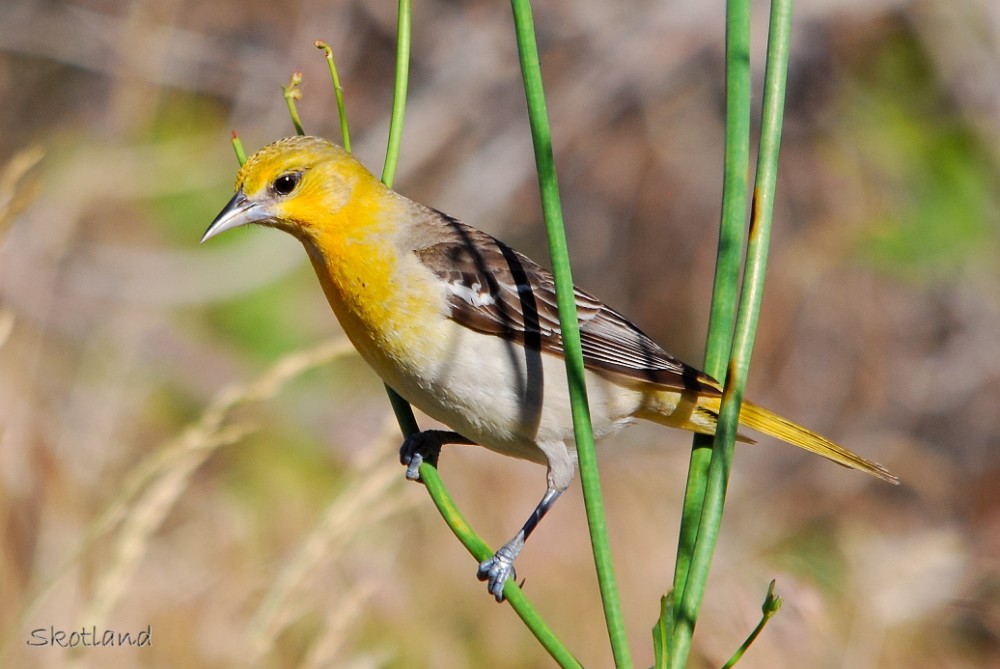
695,395,898,484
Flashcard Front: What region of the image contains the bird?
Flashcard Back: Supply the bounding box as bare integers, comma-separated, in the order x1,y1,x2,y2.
202,135,898,602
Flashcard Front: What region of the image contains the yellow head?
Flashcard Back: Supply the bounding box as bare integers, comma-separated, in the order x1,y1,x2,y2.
202,136,378,243
202,135,416,350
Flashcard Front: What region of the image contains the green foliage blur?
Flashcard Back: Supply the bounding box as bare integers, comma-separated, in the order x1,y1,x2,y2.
847,27,998,278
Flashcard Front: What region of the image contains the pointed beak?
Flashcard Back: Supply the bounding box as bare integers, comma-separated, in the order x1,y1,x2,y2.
201,190,271,243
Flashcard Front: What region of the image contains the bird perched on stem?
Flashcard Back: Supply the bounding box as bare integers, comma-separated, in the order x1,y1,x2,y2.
203,136,898,602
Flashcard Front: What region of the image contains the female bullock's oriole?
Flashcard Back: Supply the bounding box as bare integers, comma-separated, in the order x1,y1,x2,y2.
203,136,897,601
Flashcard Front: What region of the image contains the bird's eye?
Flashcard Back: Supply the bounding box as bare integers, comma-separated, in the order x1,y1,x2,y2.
271,172,301,196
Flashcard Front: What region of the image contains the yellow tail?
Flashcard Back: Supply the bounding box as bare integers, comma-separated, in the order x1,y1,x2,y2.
698,396,898,484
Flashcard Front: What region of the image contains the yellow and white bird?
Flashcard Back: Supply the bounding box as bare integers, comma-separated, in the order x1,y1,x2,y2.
203,136,897,601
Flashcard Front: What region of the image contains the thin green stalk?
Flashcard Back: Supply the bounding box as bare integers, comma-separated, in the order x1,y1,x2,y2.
379,0,420,437
315,41,352,153
231,131,248,166
282,72,305,136
381,0,410,189
721,581,782,669
385,381,419,436
651,594,674,669
667,0,794,666
667,0,751,649
510,1,632,667
419,464,583,668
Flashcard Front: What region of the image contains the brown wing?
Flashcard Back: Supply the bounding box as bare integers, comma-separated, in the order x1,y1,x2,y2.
414,214,720,396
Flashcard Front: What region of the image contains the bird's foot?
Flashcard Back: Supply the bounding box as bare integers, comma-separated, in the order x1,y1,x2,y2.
477,537,524,602
399,430,473,482
399,432,442,482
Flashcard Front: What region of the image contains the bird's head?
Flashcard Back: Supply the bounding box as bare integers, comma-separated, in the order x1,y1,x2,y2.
202,136,371,243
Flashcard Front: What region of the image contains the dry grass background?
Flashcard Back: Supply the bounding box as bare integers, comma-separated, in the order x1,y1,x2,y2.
1,0,999,667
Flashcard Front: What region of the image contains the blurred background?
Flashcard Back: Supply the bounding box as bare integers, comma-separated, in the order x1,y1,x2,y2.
1,0,998,667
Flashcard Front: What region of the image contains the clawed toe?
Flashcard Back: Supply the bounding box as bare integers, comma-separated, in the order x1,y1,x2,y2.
398,433,442,481
477,541,523,602
399,430,474,482
477,553,516,602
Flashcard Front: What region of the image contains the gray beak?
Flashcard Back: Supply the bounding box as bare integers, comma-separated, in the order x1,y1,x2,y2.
201,190,271,243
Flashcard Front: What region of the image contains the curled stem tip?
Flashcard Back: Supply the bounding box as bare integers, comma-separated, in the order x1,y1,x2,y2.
281,72,304,99
721,580,783,669
316,39,351,153
281,73,306,136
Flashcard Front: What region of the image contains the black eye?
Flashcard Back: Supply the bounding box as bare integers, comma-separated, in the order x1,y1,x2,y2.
271,172,301,196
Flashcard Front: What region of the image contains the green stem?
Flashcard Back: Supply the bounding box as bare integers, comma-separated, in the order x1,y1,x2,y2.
721,580,782,669
668,0,751,646
381,0,410,188
510,1,632,667
651,593,674,669
385,381,419,437
282,72,306,136
315,40,352,153
231,131,248,166
667,0,793,665
379,0,420,437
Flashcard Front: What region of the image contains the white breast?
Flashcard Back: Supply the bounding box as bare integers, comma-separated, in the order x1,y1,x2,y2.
382,319,643,483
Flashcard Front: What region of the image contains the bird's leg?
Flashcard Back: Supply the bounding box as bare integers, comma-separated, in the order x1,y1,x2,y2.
399,430,475,482
477,486,563,602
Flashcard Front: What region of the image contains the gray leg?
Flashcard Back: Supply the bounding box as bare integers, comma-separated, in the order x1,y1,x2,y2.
477,487,563,602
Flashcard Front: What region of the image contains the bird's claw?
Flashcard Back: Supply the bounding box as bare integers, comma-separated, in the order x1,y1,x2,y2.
400,430,475,481
477,544,520,602
399,432,443,482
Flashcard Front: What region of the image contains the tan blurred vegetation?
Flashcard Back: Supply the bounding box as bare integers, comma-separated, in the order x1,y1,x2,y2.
1,0,999,667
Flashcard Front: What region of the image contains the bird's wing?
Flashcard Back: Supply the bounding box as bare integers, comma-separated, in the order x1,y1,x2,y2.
414,215,720,395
